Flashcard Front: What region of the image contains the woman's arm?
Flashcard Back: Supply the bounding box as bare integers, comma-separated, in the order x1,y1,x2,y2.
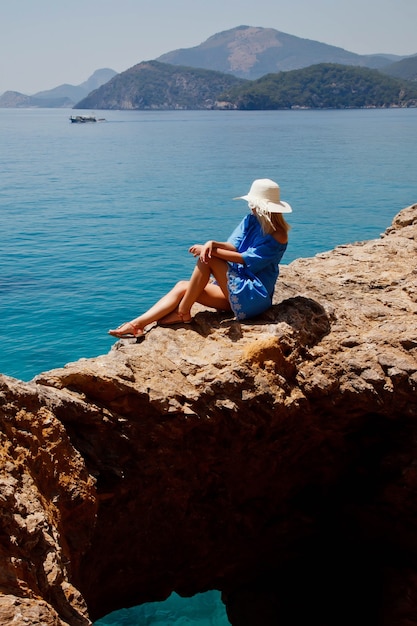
189,240,244,264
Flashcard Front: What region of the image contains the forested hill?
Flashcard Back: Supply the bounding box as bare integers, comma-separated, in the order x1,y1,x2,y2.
221,63,417,110
75,61,417,111
75,61,246,110
381,54,417,81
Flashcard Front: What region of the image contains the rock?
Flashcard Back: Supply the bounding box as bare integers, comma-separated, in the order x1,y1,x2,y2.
0,204,416,625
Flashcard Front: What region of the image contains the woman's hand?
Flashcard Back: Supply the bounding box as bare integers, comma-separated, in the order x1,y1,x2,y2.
201,240,214,263
189,241,214,263
189,244,203,258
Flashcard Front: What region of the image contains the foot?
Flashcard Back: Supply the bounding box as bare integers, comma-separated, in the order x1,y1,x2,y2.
158,309,192,326
108,321,144,338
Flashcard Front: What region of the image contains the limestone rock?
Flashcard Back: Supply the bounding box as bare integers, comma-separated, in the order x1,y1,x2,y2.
0,204,416,625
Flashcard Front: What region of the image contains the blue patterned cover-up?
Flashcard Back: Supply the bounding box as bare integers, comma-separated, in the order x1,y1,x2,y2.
226,213,288,320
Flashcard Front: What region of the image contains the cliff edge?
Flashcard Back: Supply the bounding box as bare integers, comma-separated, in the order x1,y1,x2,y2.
0,204,416,626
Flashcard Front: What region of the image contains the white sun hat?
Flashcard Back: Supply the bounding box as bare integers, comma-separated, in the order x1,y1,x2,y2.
234,178,292,213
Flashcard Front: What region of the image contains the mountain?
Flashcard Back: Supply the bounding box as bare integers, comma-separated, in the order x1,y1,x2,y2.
0,68,117,108
75,61,246,110
156,25,407,80
32,68,117,101
73,26,415,111
380,54,417,81
3,26,416,109
0,91,74,108
74,61,417,111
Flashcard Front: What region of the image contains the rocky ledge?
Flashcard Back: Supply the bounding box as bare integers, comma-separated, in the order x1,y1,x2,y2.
0,204,416,626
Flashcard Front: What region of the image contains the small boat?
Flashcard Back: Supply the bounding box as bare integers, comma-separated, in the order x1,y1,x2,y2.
69,115,97,123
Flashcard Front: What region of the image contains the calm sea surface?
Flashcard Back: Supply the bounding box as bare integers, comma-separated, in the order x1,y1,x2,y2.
1,107,417,624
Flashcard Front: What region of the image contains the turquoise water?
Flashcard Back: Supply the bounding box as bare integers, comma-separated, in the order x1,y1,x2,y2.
1,108,416,383
1,107,417,624
95,591,229,625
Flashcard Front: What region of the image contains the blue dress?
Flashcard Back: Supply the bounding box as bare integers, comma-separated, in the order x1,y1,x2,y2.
226,213,287,320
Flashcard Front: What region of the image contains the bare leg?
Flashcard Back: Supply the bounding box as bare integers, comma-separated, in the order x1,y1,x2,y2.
108,281,189,337
160,257,231,325
109,257,232,337
182,256,230,312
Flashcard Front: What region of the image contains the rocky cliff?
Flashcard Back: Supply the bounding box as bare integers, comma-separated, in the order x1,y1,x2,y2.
0,204,416,626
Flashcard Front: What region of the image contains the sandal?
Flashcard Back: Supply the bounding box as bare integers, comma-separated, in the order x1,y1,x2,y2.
108,321,144,338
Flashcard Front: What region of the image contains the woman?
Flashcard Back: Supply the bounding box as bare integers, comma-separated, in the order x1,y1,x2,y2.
108,179,292,338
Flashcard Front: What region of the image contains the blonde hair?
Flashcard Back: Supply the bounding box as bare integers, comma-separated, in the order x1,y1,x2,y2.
255,210,291,236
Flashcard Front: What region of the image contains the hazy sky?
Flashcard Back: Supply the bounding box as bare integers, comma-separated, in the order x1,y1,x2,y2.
1,0,416,95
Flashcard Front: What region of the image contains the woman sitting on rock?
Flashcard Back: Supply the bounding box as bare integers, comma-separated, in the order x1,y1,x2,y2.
108,178,292,338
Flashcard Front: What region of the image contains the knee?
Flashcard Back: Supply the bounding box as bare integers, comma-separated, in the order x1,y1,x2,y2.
173,280,188,295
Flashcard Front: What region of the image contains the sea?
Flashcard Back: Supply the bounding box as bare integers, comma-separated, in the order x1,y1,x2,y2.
1,106,417,625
